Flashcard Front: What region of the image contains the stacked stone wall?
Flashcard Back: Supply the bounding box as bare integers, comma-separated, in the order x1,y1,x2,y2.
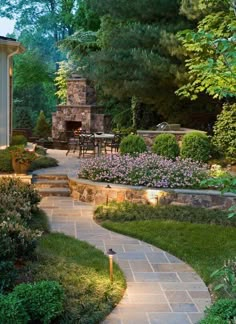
69,178,236,210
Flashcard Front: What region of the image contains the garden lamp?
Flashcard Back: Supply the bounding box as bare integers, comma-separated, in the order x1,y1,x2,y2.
105,184,111,205
107,248,116,283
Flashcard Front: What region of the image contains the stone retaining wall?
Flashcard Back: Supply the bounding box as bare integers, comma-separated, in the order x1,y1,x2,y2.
69,178,236,209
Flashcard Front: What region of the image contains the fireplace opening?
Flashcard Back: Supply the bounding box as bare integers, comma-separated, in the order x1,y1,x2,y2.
65,121,82,133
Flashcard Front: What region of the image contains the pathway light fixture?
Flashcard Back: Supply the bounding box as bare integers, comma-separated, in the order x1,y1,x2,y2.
107,248,116,283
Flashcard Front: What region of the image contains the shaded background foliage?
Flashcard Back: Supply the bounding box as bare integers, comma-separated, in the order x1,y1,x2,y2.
0,0,235,135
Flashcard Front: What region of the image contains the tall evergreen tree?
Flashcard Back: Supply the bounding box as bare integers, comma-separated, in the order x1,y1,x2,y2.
83,1,190,109
34,111,51,138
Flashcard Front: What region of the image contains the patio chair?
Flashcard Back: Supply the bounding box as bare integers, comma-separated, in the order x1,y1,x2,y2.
104,133,122,154
66,137,79,156
79,134,97,157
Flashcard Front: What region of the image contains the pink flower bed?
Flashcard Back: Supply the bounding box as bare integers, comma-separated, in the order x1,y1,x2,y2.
78,153,208,188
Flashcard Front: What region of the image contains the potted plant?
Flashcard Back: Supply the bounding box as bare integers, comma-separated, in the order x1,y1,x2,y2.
11,147,37,174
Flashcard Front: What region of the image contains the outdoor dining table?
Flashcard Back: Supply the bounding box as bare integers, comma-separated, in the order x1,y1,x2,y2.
93,133,115,156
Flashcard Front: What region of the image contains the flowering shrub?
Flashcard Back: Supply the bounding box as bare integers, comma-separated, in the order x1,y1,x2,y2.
0,177,40,221
78,153,207,188
0,178,42,292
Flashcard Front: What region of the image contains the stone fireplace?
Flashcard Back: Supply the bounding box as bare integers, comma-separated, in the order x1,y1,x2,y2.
52,76,108,139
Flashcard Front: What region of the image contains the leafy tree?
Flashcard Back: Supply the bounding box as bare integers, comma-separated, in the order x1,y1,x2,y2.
55,61,74,104
177,0,236,99
0,0,81,41
12,44,56,126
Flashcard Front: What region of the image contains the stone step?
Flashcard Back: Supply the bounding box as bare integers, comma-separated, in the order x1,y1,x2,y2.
33,174,68,181
37,187,71,197
33,179,69,189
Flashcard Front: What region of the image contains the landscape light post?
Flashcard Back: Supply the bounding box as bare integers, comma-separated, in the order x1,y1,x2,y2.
105,184,111,205
107,248,116,283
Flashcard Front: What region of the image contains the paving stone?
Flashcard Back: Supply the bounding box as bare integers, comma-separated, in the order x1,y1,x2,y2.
103,239,139,245
165,253,184,264
152,264,193,272
188,312,205,324
178,272,203,282
134,272,180,282
117,304,171,313
146,252,170,264
127,282,162,294
123,244,153,252
193,298,212,313
117,252,147,260
189,291,211,299
116,260,130,269
148,312,191,324
121,269,135,282
165,291,192,303
161,282,208,291
119,313,150,324
170,303,198,312
151,246,165,252
126,293,167,304
129,260,153,272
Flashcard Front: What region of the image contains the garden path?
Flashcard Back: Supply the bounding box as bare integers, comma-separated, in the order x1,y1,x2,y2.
37,149,211,324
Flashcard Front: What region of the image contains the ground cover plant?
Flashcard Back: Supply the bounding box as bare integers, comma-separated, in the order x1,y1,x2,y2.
78,153,207,188
95,202,236,285
95,202,235,227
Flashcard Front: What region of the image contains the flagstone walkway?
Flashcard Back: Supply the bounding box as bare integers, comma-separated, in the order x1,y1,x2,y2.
40,194,211,324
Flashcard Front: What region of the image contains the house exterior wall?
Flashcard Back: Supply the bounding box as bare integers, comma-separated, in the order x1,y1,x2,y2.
0,38,24,149
0,50,9,148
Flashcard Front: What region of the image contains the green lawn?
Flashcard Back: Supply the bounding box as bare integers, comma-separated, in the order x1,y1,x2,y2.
102,220,236,285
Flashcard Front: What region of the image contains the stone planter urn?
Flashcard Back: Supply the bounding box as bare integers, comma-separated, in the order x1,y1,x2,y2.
12,157,31,174
11,147,36,174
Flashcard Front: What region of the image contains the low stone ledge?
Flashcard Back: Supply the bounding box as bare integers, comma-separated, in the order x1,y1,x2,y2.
68,178,236,209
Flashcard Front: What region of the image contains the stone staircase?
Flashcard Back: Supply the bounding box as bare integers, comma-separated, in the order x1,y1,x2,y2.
32,174,71,197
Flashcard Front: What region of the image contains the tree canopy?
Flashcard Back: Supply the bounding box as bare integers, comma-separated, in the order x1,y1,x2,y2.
177,0,236,99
